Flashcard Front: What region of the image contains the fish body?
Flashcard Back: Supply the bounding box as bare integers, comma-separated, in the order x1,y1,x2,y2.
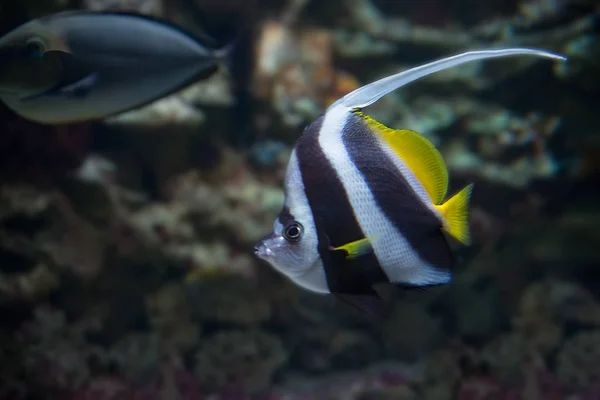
254,48,566,316
0,11,229,124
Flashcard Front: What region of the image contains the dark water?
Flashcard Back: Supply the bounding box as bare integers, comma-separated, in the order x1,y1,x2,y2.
0,0,599,399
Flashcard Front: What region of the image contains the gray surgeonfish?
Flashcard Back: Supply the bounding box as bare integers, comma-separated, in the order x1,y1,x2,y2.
0,11,232,124
254,48,567,317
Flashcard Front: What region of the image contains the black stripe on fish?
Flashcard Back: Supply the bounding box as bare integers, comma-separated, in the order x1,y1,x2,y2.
295,115,389,294
277,206,296,227
342,112,454,272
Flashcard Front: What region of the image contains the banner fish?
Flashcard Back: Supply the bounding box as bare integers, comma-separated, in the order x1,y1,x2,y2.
254,48,566,316
0,11,233,124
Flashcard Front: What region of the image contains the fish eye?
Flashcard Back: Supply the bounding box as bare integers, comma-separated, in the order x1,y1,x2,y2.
25,37,46,55
283,222,303,242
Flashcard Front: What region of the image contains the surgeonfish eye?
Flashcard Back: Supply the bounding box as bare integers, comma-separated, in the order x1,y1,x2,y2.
25,37,46,56
283,222,303,242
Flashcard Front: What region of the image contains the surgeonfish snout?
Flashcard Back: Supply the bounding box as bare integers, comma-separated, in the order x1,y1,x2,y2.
0,10,234,124
254,48,567,317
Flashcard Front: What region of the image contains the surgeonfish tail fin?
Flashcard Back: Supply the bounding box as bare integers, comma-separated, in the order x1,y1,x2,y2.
213,36,239,70
435,184,474,245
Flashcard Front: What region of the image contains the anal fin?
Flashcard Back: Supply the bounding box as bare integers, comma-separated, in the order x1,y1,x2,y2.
334,292,391,318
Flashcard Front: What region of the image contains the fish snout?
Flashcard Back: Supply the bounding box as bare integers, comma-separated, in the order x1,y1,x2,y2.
254,241,273,259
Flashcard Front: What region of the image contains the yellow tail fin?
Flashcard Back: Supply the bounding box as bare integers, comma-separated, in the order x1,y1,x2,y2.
435,184,474,245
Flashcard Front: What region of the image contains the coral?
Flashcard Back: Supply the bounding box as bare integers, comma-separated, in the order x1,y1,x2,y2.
264,362,420,400
553,20,600,92
419,348,464,400
0,0,74,24
380,303,443,361
0,263,59,305
39,193,107,281
0,186,57,304
13,305,104,396
0,183,112,305
145,283,201,353
186,275,272,325
105,95,206,133
355,387,417,400
434,276,508,341
70,375,140,400
328,330,381,370
74,154,118,186
480,333,531,388
445,109,563,188
179,68,235,108
290,325,381,373
556,330,600,392
527,210,600,275
513,279,600,356
71,359,206,400
521,360,566,400
455,375,517,400
82,0,163,15
0,329,36,399
250,140,290,169
0,106,93,184
194,329,287,393
124,156,284,280
108,332,163,385
124,199,255,279
253,18,361,133
337,0,594,58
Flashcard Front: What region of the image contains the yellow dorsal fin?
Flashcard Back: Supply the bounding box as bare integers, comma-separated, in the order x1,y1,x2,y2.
434,184,474,245
353,110,449,205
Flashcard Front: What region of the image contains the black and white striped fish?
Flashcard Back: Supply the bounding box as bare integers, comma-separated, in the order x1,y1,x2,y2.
254,48,566,316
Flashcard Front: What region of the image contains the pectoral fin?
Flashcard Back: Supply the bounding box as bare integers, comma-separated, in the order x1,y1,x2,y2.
55,72,98,98
331,236,377,260
21,51,98,101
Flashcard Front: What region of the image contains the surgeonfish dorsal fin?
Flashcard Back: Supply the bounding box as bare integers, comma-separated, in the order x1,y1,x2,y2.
435,183,474,245
327,48,566,112
354,110,449,205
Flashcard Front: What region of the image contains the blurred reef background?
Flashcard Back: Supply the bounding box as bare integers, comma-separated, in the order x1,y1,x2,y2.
0,0,600,399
